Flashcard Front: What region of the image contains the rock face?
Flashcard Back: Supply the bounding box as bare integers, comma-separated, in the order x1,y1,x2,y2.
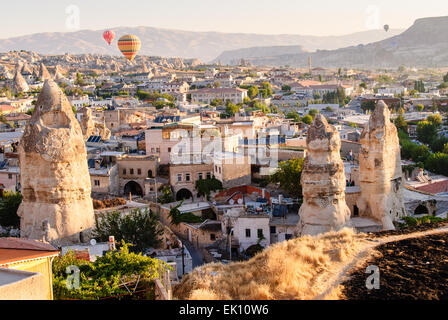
18,80,95,246
80,108,96,139
79,108,111,141
297,115,351,236
357,100,407,230
39,63,52,81
12,65,29,93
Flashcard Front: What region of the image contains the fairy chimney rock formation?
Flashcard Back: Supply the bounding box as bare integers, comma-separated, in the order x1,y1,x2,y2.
12,65,29,93
18,80,95,246
80,108,96,139
297,114,352,236
357,100,407,230
39,63,52,81
79,108,111,141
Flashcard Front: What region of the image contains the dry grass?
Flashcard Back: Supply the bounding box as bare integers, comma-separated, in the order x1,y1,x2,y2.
174,228,370,300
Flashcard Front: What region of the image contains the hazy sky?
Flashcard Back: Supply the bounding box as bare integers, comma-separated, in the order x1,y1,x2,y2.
1,0,447,39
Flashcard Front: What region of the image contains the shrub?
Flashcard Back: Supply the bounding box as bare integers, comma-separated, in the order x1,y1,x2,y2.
0,191,23,228
52,242,170,300
93,209,164,253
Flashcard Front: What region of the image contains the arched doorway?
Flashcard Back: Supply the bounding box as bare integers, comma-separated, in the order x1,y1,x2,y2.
176,188,193,201
353,205,359,217
148,170,154,178
414,204,429,216
124,181,143,196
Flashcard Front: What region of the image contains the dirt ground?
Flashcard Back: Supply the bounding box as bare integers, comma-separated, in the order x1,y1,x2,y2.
370,222,448,238
340,233,448,300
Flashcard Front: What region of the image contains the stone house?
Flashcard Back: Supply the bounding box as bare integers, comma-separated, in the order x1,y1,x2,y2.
169,162,214,201
117,155,159,197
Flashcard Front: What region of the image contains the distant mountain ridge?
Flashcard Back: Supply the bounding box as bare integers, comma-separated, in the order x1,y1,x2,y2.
229,16,448,68
0,26,403,63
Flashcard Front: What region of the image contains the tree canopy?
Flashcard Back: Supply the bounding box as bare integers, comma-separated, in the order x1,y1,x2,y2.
93,208,164,253
268,159,304,198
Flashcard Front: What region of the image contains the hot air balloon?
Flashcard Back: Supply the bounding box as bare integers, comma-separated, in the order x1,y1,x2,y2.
103,30,115,45
118,35,141,62
384,24,389,32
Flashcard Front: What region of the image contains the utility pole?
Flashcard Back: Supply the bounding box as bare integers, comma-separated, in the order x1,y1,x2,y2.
180,239,185,275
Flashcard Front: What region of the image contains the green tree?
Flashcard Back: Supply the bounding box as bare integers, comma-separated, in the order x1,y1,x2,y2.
0,191,22,228
268,159,304,198
210,98,223,107
416,104,424,112
74,72,86,86
286,111,301,123
225,101,240,116
443,72,448,83
93,208,164,253
195,178,223,200
393,114,408,133
301,114,313,125
247,86,259,99
260,82,273,98
417,120,438,145
308,109,319,118
158,186,174,204
282,85,291,91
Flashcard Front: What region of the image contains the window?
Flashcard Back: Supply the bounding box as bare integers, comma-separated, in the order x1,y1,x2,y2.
156,148,160,153
185,173,191,182
285,234,293,240
206,172,212,179
168,147,171,153
215,165,218,172
210,234,216,241
122,169,126,175
198,173,203,180
137,169,142,175
245,229,251,238
177,174,182,182
257,229,264,239
94,180,100,186
270,226,276,234
8,174,12,180
218,167,221,174
130,169,134,175
151,148,155,153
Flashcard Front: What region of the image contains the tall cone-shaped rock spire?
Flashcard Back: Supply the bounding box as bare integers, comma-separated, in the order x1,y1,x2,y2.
296,114,352,236
39,62,52,81
12,64,29,93
18,80,94,246
357,100,407,230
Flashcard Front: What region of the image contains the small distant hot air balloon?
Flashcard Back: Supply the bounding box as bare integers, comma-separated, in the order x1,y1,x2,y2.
118,35,141,62
383,24,390,32
103,30,115,45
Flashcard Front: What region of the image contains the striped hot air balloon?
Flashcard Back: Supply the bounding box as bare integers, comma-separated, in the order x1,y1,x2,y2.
103,30,115,45
118,35,141,62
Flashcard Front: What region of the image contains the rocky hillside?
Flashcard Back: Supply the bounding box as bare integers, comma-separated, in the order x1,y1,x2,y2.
0,27,402,63
239,16,448,68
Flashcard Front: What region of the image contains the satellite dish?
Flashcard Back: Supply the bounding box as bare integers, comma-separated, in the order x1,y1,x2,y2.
229,199,235,205
238,198,243,205
90,239,97,246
